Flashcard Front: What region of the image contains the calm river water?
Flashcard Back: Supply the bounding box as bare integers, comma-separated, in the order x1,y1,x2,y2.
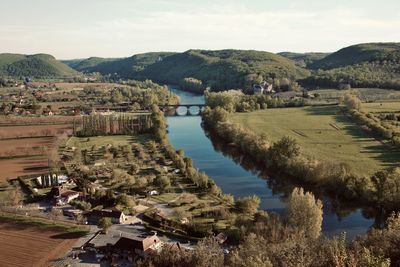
166,87,374,238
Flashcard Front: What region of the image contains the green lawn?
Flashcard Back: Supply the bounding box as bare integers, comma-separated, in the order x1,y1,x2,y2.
231,105,400,175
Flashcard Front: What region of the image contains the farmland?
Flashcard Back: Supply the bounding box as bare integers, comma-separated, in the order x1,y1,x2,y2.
0,223,78,267
230,105,400,175
0,215,87,267
0,117,75,181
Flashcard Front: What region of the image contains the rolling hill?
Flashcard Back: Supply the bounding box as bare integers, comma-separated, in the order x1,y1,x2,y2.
310,43,400,70
138,50,310,91
278,52,330,67
0,53,77,78
65,52,176,77
68,49,308,92
301,43,400,89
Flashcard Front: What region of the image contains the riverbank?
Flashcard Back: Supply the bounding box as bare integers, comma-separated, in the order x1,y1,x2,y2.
202,91,400,228
167,87,375,237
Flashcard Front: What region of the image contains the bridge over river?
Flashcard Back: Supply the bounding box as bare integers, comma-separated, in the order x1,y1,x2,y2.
159,104,205,116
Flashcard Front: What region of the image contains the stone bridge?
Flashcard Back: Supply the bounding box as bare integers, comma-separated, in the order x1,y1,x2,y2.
159,104,205,116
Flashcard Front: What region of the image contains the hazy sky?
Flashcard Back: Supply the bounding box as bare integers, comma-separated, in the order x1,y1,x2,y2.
0,0,399,59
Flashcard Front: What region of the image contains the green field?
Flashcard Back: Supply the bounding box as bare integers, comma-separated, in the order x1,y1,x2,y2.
312,88,400,101
231,105,400,175
362,101,400,113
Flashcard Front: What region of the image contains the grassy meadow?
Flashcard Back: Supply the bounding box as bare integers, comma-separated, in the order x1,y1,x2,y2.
312,88,400,101
361,101,400,113
231,105,400,175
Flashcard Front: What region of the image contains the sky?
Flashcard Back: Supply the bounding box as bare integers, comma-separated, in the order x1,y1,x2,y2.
0,0,399,59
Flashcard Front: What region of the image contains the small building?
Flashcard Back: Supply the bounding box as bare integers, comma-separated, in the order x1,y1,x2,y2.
113,235,162,257
149,190,159,196
63,208,83,218
85,208,127,224
261,81,274,93
253,81,274,94
56,190,80,205
214,232,227,244
253,84,264,94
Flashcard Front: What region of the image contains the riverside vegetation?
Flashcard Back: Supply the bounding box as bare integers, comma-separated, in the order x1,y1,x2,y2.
203,90,400,211
183,89,400,267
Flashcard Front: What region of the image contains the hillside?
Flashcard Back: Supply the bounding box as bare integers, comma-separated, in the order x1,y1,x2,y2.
60,58,86,69
68,52,176,77
64,50,309,92
137,49,310,91
310,43,400,70
65,57,120,72
0,53,77,78
302,43,400,89
278,52,330,67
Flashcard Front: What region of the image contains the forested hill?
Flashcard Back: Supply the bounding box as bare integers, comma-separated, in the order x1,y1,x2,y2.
310,43,400,69
301,43,400,89
64,52,176,77
278,52,330,68
66,49,309,92
59,43,400,91
0,53,77,78
137,50,310,91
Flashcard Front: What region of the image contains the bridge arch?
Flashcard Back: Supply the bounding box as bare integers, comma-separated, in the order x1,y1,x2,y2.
160,104,205,116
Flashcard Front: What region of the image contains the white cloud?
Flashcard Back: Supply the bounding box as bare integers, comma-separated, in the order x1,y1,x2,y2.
0,1,399,58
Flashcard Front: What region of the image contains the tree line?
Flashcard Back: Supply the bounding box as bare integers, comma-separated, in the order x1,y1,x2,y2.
341,93,400,147
204,89,305,113
77,114,152,137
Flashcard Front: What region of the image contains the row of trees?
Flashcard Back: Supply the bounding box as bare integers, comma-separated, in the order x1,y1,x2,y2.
342,93,400,147
78,114,152,137
150,105,225,197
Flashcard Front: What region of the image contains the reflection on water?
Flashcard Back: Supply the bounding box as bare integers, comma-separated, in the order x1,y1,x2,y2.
167,86,376,238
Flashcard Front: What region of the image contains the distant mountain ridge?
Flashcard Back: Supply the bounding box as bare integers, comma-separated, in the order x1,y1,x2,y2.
2,42,400,90
65,49,309,91
0,53,77,78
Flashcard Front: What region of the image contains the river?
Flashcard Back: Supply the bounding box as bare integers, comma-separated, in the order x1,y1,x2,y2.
166,87,375,238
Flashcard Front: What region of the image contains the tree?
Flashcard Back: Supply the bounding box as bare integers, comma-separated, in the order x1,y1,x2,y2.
341,93,361,111
287,187,323,239
154,175,171,191
190,237,225,267
196,172,209,189
116,194,135,208
235,195,260,215
271,136,300,158
9,187,22,206
98,217,112,233
228,233,273,267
